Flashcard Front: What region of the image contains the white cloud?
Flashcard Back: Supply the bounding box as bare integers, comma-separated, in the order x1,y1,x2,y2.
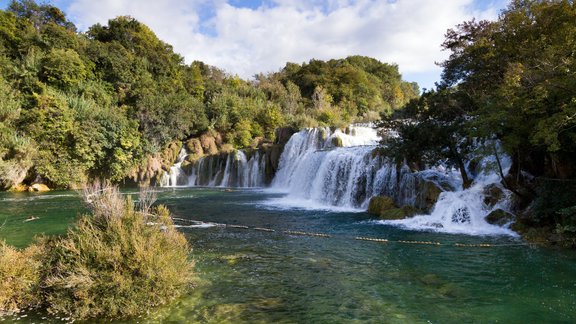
65,0,508,88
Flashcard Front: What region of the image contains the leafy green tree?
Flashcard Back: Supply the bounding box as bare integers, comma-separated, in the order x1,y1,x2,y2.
379,88,475,189
40,48,86,89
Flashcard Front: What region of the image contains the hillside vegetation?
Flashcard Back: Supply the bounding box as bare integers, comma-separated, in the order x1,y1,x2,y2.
0,0,418,190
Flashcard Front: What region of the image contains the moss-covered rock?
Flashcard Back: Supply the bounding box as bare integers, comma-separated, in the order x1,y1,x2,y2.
417,181,443,212
368,196,395,215
185,138,203,156
163,141,182,165
331,136,344,147
368,196,420,220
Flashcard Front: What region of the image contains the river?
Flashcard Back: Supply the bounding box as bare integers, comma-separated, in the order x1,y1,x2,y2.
1,188,575,323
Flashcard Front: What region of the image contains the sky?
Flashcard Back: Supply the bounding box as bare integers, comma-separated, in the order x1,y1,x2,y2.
0,0,510,90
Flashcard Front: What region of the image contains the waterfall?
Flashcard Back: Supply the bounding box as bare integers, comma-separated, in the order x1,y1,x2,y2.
270,127,456,210
160,125,516,236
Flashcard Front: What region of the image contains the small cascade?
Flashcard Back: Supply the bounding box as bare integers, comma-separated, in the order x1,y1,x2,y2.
184,150,266,188
381,154,517,236
160,148,189,187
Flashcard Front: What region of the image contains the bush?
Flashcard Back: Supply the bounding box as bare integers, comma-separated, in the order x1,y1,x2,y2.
41,184,194,319
0,240,44,315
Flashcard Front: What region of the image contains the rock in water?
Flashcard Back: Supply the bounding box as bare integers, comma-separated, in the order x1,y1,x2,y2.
485,209,514,226
367,196,417,220
28,183,50,192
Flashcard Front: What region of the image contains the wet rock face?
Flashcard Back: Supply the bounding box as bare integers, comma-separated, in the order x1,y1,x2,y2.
416,180,443,212
483,184,504,208
485,209,515,226
274,127,296,146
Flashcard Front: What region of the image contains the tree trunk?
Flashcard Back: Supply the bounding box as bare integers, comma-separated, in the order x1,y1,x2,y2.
450,144,472,189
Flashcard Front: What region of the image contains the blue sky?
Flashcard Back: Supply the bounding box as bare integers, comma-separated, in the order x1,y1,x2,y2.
0,0,509,90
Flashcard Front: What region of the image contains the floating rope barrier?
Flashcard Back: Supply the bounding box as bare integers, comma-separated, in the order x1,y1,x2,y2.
228,225,250,229
254,227,275,232
170,216,533,248
284,230,331,238
355,237,388,243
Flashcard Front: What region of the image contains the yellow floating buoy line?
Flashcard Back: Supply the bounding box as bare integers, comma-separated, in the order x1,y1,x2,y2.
453,243,492,247
170,216,531,248
396,240,442,246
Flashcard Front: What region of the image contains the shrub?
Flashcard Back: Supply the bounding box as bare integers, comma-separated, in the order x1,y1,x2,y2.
0,240,44,315
42,184,194,319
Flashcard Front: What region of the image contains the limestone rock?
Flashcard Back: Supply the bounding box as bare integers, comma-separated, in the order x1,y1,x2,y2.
28,183,50,192
200,134,218,155
274,127,296,145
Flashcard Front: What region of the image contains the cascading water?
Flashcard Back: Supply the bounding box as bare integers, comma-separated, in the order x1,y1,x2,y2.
160,148,189,187
382,154,517,236
162,149,266,188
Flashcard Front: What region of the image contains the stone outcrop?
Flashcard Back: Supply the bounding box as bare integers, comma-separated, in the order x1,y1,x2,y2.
200,133,218,155
485,209,514,226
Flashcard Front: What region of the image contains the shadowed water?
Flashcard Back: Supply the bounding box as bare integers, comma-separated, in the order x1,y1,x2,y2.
1,188,575,323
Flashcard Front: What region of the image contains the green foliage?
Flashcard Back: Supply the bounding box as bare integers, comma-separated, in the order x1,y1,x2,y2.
0,240,44,314
276,56,419,120
0,76,35,189
40,48,86,89
42,185,194,319
440,0,576,178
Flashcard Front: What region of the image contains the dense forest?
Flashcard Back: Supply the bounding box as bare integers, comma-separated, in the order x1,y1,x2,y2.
0,0,418,191
380,0,576,242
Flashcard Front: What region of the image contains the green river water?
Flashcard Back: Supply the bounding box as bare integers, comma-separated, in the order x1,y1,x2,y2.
1,188,575,323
